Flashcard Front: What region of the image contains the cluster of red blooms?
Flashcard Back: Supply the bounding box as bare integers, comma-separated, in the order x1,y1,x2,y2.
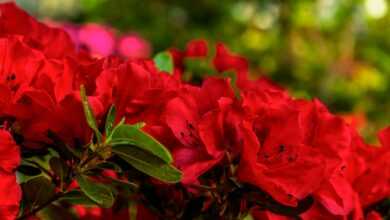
0,3,389,220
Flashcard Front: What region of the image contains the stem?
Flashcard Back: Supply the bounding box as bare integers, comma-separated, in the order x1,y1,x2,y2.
16,192,64,220
79,152,97,169
78,143,108,170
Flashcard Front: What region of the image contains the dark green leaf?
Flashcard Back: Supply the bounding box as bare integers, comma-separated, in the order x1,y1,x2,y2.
17,165,42,176
49,157,68,184
59,190,98,206
110,124,172,163
76,175,115,208
129,201,137,220
112,145,181,183
37,204,77,220
184,58,216,76
105,105,116,137
103,175,138,190
96,162,123,173
48,130,82,159
80,85,102,143
153,52,174,74
100,176,138,197
22,176,56,208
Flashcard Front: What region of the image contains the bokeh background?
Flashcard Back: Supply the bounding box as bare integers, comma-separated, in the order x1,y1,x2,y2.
13,0,390,142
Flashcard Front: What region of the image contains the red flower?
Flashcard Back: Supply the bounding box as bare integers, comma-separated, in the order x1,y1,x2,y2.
213,43,248,74
237,119,326,206
164,77,240,184
185,39,208,57
0,3,76,58
300,201,347,220
237,81,353,208
108,60,180,124
0,130,21,220
0,37,44,94
74,203,157,220
351,127,390,207
366,211,383,220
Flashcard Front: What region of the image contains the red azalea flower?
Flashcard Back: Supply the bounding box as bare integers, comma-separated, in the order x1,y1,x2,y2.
300,201,348,220
251,209,290,220
295,100,355,215
366,211,383,220
237,119,326,206
0,37,44,93
351,127,390,207
0,130,21,220
0,3,76,58
213,43,248,74
185,39,208,57
164,77,241,184
98,59,180,125
238,80,353,208
74,203,157,220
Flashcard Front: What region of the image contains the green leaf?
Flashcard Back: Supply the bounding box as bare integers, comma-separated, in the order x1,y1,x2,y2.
60,190,98,206
105,105,116,137
131,122,145,129
153,52,174,74
76,175,115,208
102,176,138,194
184,58,216,76
112,145,181,183
129,201,137,220
110,124,172,163
17,165,42,176
22,176,56,208
48,130,82,159
96,162,123,173
49,157,69,187
80,85,102,143
37,204,77,220
243,214,254,220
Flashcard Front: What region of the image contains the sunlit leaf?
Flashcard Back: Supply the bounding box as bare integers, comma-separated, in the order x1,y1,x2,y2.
76,175,115,208
112,145,181,183
154,52,174,74
110,124,172,163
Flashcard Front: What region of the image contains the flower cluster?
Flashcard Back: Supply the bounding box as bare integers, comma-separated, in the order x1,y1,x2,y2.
60,23,151,59
0,3,388,220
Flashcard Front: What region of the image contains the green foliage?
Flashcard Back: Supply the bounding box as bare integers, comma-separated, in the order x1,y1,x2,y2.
22,176,56,208
80,85,102,143
49,157,68,187
79,90,180,183
110,124,173,163
112,145,182,183
153,52,174,74
76,175,115,208
105,105,117,137
59,190,97,206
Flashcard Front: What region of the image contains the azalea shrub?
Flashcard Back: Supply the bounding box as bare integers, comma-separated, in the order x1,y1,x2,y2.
0,3,389,220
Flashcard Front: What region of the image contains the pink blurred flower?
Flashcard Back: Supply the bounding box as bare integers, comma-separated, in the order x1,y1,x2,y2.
118,33,151,59
78,23,116,57
47,21,151,59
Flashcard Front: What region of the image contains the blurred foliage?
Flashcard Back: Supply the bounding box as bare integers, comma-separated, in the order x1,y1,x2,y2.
16,0,390,141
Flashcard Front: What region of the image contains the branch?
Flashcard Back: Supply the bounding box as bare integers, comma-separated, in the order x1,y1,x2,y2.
16,192,64,220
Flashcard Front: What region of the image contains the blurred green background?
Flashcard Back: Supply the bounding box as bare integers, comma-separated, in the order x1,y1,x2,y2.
15,0,390,141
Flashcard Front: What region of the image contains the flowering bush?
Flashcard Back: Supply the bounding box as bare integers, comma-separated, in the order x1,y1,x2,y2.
0,3,388,220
